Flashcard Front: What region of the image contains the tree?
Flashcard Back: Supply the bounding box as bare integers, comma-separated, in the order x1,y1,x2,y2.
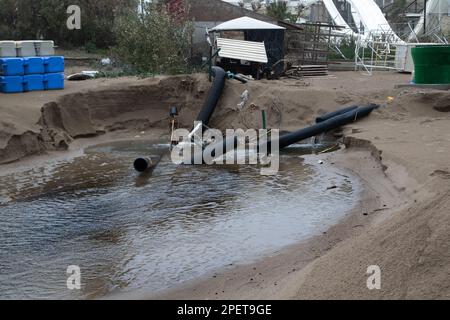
0,0,138,48
0,0,18,39
265,0,290,21
291,1,309,23
113,1,193,74
251,0,262,12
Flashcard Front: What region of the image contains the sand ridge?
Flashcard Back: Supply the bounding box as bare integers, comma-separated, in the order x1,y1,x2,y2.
0,71,407,164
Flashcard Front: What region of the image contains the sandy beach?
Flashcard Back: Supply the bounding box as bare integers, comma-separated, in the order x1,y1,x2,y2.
1,71,449,299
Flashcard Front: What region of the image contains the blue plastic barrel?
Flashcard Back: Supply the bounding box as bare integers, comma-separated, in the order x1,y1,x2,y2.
23,74,44,91
44,56,64,73
0,58,24,76
0,76,24,93
44,73,64,90
23,57,45,74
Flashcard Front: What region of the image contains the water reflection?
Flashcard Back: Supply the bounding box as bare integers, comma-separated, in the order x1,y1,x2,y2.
0,140,359,299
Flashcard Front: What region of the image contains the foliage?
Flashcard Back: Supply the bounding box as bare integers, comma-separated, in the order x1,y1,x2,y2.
289,1,309,23
112,1,194,75
251,0,262,12
265,0,308,23
265,0,290,21
330,37,356,60
0,0,138,48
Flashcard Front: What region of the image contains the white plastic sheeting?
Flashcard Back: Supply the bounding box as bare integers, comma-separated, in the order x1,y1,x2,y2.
348,0,403,42
409,0,449,41
320,0,403,43
322,0,355,36
216,37,268,63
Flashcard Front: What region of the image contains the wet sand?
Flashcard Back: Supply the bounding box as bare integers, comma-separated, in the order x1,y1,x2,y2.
147,148,397,299
151,94,450,300
1,71,449,299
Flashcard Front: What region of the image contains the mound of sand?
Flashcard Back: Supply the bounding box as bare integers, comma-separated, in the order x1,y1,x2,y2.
0,71,403,164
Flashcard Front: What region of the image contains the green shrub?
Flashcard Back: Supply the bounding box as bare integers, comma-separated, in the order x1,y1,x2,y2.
112,2,193,75
0,0,138,48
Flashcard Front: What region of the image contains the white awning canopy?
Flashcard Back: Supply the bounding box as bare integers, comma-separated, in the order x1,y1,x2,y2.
211,17,285,31
216,37,268,64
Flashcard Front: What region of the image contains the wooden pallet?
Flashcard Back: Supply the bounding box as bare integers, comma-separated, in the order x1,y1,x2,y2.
285,64,329,78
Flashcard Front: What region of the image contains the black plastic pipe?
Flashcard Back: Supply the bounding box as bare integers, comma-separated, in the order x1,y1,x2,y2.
133,67,227,172
133,156,161,173
259,104,379,152
286,105,377,148
196,66,227,126
315,105,359,123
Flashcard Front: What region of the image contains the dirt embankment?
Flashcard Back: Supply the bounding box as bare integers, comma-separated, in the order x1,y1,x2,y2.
0,71,405,165
1,71,449,299
0,76,202,164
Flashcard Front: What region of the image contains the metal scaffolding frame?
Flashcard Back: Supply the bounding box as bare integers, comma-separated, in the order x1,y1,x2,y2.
354,28,401,74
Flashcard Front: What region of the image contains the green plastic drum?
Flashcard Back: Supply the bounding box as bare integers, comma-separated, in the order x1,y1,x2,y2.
411,45,450,84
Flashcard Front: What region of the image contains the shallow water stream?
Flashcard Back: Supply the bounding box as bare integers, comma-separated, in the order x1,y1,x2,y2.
0,140,359,299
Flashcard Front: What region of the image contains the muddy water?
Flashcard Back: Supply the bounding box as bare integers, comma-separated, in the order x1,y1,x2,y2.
0,140,359,299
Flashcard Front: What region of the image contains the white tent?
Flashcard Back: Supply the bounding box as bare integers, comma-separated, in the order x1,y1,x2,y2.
210,17,285,31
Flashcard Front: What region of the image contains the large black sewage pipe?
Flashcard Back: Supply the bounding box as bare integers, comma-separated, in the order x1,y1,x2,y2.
195,66,227,127
263,104,379,151
196,104,379,163
315,105,359,123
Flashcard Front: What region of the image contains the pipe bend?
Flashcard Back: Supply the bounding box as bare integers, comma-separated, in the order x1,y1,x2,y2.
195,66,227,126
211,66,226,78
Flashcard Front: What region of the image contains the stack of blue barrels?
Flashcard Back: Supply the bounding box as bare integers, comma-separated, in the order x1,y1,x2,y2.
0,42,64,94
